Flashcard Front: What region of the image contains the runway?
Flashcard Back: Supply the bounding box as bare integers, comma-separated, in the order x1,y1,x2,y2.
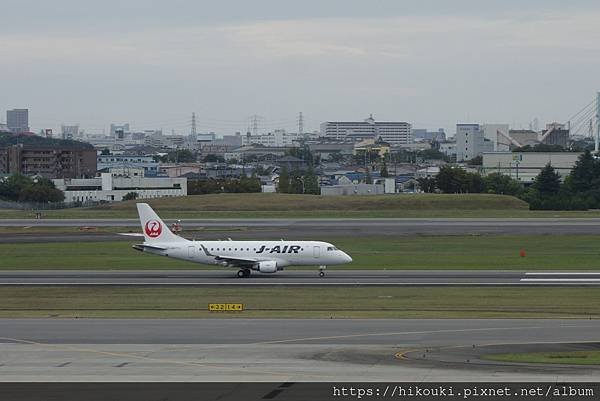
0,318,599,381
2,218,600,244
0,270,599,286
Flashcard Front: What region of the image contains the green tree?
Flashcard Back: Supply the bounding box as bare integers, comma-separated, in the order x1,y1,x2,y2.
303,165,320,195
18,178,64,203
435,165,483,193
483,173,523,196
566,150,600,193
239,175,262,193
277,166,290,193
532,164,561,196
122,192,139,201
0,174,32,201
416,177,437,193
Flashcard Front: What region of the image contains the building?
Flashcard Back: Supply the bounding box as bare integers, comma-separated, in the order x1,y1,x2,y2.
242,130,304,147
307,140,355,160
0,144,96,179
53,172,187,203
61,125,80,140
481,124,511,151
482,152,582,183
436,141,456,157
320,115,412,146
454,124,494,161
540,123,569,147
353,139,391,158
412,128,446,142
97,154,160,177
6,109,29,134
508,130,539,147
110,123,130,136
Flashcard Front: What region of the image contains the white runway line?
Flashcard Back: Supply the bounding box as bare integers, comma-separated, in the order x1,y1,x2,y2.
525,272,600,275
521,279,600,282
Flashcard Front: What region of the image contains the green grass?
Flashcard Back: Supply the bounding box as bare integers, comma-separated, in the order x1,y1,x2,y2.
1,235,600,270
0,193,547,219
0,287,598,318
483,351,600,365
5,192,600,218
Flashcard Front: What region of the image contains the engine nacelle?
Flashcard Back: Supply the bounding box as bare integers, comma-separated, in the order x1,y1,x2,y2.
256,260,277,273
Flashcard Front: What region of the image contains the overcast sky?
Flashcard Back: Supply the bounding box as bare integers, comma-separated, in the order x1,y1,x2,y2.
1,0,599,136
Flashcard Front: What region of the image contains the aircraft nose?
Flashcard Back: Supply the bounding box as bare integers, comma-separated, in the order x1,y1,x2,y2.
343,252,353,263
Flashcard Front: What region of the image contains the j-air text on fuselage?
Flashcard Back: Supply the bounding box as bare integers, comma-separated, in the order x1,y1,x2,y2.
131,203,353,278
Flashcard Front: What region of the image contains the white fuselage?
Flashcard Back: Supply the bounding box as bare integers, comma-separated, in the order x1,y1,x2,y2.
141,239,352,269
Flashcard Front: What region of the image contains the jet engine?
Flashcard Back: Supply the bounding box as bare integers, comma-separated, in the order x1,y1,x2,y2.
256,260,277,273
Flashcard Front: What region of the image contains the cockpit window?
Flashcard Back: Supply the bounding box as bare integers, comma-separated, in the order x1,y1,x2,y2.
327,246,338,251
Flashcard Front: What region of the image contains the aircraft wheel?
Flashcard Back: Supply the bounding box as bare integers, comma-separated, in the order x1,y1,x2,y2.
319,271,325,278
237,270,245,278
243,269,251,278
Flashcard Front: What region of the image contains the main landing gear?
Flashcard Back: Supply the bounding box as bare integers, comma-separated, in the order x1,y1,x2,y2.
319,265,326,278
237,269,251,278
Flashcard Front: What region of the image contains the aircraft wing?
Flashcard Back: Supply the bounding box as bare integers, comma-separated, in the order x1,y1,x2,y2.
200,245,257,267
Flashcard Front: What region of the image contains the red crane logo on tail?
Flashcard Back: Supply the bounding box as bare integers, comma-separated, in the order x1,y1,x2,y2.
145,220,162,238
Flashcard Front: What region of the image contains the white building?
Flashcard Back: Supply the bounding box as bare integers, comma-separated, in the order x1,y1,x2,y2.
455,124,494,161
242,130,304,147
438,141,457,158
320,115,412,146
53,173,187,203
482,152,582,183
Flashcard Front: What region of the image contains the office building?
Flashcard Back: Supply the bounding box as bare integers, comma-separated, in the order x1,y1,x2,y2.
455,124,494,161
6,109,29,134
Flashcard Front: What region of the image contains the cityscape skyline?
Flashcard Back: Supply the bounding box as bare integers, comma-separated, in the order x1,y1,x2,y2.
2,0,600,135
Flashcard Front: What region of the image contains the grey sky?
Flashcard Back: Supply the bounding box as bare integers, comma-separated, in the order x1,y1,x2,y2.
1,0,599,136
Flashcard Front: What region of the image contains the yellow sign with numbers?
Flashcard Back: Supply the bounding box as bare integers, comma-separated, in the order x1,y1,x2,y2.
208,303,244,312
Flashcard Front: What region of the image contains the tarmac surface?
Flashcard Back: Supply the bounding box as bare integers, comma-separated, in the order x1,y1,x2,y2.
0,318,599,381
3,218,600,243
1,270,600,286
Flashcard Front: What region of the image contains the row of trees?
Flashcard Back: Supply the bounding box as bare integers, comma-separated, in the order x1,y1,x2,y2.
417,150,600,210
188,176,262,195
0,174,64,203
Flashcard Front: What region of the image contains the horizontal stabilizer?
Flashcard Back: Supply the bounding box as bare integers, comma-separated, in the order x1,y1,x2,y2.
132,243,167,251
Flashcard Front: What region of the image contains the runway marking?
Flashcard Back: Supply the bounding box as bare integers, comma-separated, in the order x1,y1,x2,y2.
253,324,598,345
3,282,600,286
525,272,600,275
521,279,600,282
0,337,299,379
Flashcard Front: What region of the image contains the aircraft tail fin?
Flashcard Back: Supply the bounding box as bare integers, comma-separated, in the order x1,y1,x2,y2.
136,203,182,243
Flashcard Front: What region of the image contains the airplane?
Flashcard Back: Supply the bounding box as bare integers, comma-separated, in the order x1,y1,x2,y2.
131,203,353,278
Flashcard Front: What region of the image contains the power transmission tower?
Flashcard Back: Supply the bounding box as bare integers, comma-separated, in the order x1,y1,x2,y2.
249,115,263,136
298,112,304,135
191,112,197,135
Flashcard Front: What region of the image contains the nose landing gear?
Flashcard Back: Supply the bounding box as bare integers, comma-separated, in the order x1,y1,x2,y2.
319,265,326,278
